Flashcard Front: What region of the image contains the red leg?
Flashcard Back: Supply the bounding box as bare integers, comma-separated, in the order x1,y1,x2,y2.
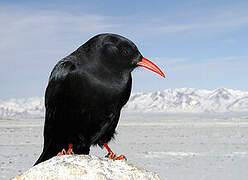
104,143,127,160
104,143,113,154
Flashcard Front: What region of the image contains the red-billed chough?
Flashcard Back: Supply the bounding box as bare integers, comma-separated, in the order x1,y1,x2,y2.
34,33,164,165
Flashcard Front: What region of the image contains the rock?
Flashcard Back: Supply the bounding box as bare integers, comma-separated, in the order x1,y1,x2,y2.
13,155,161,180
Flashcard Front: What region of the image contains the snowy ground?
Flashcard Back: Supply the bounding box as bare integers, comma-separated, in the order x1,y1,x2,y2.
1,114,248,180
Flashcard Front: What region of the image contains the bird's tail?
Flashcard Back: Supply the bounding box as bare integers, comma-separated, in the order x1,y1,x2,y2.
34,139,58,166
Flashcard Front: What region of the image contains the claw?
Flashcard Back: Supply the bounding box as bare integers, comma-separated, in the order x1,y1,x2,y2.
58,149,66,155
105,152,116,159
116,155,127,160
57,143,74,155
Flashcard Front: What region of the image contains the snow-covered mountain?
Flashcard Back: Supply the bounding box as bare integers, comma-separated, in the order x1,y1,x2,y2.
1,88,248,119
0,97,45,119
124,88,248,113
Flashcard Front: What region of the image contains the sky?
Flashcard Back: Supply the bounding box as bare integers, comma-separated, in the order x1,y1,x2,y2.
0,0,248,99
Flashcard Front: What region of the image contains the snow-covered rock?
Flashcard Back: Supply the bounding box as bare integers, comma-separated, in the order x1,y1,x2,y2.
13,155,161,180
1,88,248,119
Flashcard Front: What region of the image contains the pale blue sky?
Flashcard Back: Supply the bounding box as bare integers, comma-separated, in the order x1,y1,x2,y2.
0,0,248,99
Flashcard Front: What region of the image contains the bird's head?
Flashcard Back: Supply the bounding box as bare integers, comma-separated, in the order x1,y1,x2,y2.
86,33,165,78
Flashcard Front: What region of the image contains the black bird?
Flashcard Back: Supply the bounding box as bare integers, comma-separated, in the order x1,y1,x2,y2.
34,33,164,165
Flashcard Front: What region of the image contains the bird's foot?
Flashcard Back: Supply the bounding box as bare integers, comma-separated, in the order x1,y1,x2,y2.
58,149,67,155
104,143,127,160
105,152,116,159
57,143,74,155
116,154,127,160
105,152,127,160
66,143,74,155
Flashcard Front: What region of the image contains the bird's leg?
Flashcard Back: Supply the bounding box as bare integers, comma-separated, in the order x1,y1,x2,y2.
104,143,127,160
57,143,74,155
104,143,116,159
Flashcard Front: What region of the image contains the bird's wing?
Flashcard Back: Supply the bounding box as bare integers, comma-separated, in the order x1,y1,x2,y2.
49,58,77,82
45,57,81,108
43,58,83,144
119,74,132,107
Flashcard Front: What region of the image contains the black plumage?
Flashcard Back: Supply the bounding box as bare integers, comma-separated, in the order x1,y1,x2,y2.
34,33,164,165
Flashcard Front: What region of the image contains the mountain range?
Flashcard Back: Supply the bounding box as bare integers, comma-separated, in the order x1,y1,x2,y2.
1,88,248,119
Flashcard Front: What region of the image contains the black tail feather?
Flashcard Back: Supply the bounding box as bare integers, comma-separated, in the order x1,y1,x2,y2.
34,139,57,166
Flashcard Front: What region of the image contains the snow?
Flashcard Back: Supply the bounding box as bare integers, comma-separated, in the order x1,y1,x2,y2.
1,88,248,119
12,155,160,180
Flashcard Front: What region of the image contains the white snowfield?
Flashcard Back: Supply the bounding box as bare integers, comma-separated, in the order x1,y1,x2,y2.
1,88,248,119
13,155,160,180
